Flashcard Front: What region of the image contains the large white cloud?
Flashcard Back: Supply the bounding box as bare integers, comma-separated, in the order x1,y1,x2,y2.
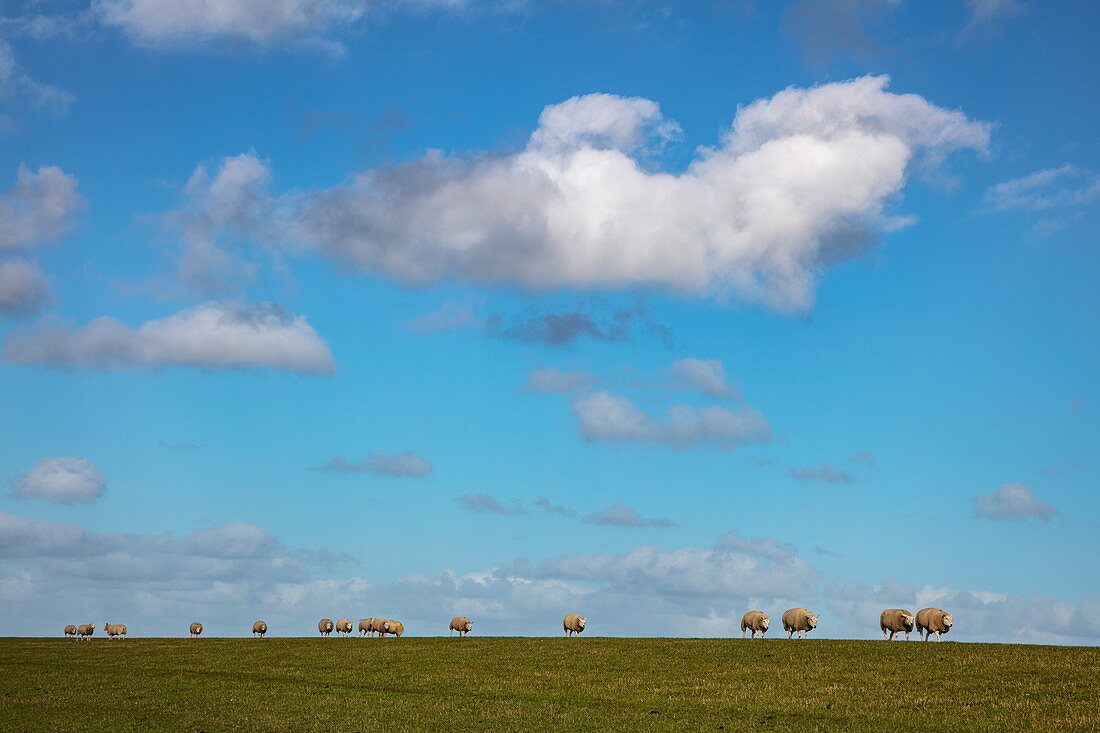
9,457,106,505
4,301,336,374
0,164,84,250
163,77,988,312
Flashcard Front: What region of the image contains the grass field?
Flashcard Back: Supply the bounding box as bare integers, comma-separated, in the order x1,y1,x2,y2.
1,637,1097,731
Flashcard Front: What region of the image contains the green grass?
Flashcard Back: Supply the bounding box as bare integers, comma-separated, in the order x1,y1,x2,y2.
1,637,1096,731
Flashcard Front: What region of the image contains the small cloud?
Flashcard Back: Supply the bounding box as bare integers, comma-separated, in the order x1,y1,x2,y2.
405,299,480,333
789,463,854,483
973,482,1056,522
10,456,106,504
533,497,577,517
1041,459,1082,478
311,452,432,478
454,493,525,516
664,358,740,399
584,503,678,528
983,164,1099,213
847,451,876,468
783,0,901,68
292,547,360,571
521,367,598,394
0,41,75,124
486,303,670,347
574,391,771,450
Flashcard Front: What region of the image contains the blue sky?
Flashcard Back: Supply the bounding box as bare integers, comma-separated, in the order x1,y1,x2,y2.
1,0,1097,642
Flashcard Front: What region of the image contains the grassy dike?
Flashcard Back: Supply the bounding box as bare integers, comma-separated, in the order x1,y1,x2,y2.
1,637,1097,731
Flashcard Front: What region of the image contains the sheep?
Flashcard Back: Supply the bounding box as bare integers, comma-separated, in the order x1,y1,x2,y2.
781,608,820,639
336,619,353,637
740,611,770,639
189,622,203,638
449,616,474,637
879,609,915,641
64,625,77,638
369,618,388,636
252,621,268,638
563,614,587,636
381,620,405,637
76,624,94,640
915,608,954,641
318,618,334,637
103,623,127,640
358,618,375,637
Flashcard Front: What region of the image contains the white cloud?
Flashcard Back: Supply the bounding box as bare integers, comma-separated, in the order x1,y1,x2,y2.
537,533,817,602
96,0,371,46
312,452,433,477
583,503,678,529
9,457,105,504
573,391,771,450
95,0,493,47
166,152,272,294
0,258,52,316
4,301,336,374
0,164,85,250
664,358,739,399
166,77,987,312
3,511,1095,643
973,482,1057,522
984,164,1100,211
828,580,1100,645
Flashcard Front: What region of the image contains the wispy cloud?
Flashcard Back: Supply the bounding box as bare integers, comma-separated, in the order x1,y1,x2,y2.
789,463,855,483
454,493,525,516
583,503,678,529
312,452,433,478
533,497,577,518
959,0,1025,43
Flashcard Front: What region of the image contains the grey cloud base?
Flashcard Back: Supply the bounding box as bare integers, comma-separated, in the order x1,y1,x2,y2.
4,301,336,374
